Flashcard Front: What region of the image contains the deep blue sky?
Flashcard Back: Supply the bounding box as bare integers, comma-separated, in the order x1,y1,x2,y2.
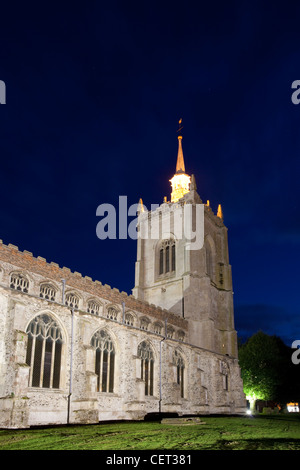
0,1,299,345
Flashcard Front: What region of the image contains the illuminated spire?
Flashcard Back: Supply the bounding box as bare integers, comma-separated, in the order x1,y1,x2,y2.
176,136,185,173
175,118,185,173
170,120,191,203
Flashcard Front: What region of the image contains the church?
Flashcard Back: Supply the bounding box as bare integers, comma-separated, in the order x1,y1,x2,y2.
0,130,246,428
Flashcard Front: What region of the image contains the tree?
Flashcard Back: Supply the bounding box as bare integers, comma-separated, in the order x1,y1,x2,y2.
238,331,286,412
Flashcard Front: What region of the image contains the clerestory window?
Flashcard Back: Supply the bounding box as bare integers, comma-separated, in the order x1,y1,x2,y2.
65,292,79,309
140,317,150,331
125,313,134,326
107,306,118,321
10,273,29,293
87,300,101,315
153,322,163,335
167,326,175,339
39,283,56,301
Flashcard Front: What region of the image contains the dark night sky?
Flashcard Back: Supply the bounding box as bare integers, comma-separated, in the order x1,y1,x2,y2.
0,1,299,345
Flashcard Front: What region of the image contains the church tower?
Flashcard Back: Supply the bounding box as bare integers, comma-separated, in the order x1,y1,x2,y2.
133,126,238,358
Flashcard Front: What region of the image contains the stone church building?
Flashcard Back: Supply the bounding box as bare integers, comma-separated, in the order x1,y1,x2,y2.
0,132,245,428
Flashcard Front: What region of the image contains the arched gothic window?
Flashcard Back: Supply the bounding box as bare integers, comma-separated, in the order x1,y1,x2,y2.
107,306,118,321
87,300,101,315
91,330,115,393
159,239,176,275
167,326,175,339
25,314,63,389
153,322,163,335
137,341,154,396
10,273,29,293
125,313,134,326
39,283,56,301
173,350,185,398
65,292,79,309
140,317,150,331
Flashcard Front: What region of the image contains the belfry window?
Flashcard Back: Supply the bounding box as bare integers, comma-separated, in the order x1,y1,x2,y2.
159,249,164,274
171,244,175,271
159,239,176,276
91,330,115,393
138,341,154,396
26,314,63,389
165,245,170,272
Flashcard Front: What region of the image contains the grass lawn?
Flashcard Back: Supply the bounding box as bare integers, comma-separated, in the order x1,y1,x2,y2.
0,414,300,451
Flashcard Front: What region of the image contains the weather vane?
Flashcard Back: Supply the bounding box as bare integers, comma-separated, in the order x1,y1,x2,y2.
177,118,183,135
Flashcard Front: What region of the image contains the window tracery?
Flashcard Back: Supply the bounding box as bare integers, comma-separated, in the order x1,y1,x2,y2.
158,239,176,276
153,322,163,335
25,314,63,389
87,300,101,315
107,306,118,321
167,326,174,339
39,283,56,301
10,272,29,293
140,317,150,331
65,292,79,309
91,330,115,393
137,341,154,396
125,313,134,326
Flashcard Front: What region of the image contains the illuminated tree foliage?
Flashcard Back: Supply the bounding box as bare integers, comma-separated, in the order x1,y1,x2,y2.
238,331,286,410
